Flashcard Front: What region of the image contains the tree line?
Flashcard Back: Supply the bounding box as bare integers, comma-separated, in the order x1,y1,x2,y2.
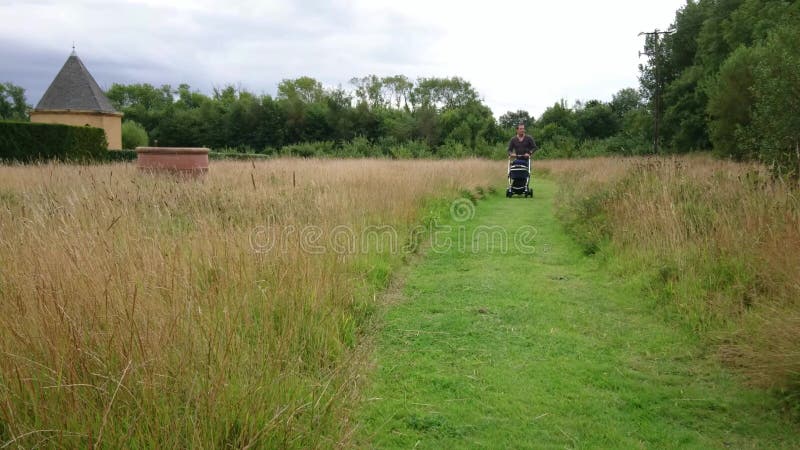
106,77,654,158
0,72,652,159
107,76,502,157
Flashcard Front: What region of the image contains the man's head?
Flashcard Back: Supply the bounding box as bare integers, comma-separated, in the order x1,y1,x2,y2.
516,124,525,137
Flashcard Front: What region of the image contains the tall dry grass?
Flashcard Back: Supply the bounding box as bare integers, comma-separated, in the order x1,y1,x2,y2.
0,158,502,448
539,155,800,397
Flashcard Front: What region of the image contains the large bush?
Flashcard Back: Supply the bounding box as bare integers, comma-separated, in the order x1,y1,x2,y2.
0,121,107,162
122,120,149,149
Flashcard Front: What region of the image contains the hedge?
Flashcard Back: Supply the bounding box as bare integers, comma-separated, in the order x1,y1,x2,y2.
209,152,269,160
0,121,108,162
105,149,137,162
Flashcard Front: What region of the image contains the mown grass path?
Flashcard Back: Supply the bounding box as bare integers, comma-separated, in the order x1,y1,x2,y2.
355,178,799,449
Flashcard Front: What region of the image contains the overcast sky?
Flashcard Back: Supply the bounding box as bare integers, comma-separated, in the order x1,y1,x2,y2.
0,0,686,117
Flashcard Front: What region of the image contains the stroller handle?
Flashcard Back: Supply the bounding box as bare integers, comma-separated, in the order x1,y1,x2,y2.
508,153,531,160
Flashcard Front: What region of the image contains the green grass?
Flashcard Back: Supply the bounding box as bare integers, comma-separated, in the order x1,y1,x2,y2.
355,177,799,449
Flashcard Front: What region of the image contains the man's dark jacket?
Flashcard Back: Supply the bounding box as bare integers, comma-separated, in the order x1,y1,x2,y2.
508,135,538,157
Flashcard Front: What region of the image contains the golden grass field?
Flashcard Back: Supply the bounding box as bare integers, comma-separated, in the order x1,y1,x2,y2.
0,159,501,448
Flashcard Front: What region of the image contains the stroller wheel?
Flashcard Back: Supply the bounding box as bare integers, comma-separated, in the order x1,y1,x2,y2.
506,190,513,198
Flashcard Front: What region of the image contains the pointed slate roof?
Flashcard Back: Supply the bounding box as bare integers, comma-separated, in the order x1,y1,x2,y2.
35,51,118,114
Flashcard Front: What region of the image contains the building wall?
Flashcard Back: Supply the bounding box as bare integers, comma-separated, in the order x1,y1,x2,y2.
30,110,123,150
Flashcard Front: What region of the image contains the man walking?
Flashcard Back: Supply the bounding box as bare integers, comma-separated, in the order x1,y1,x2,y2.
508,123,538,159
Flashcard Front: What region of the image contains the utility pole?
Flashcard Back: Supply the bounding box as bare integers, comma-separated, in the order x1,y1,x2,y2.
639,29,673,154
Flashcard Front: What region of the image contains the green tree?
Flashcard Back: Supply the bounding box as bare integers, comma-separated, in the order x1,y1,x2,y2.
706,45,760,159
575,100,619,140
411,77,478,110
0,82,30,121
276,77,329,144
498,110,533,129
695,0,747,72
121,120,149,149
257,95,287,150
749,22,800,178
175,84,208,110
106,83,174,138
323,87,356,142
223,89,264,150
106,83,173,111
155,107,204,147
537,100,579,138
661,66,709,151
350,75,387,109
440,100,496,150
609,88,643,119
666,0,710,74
535,122,579,156
381,75,413,110
277,77,325,104
412,106,441,147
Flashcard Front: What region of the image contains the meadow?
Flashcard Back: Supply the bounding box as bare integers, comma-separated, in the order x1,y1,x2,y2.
0,159,500,448
1,155,798,448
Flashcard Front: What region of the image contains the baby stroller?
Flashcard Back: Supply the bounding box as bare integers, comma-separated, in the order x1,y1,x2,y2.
506,157,532,198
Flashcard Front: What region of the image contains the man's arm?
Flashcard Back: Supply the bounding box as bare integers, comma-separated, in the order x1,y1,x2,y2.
528,136,538,155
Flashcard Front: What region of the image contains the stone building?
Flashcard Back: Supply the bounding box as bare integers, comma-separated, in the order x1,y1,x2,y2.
30,50,122,149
